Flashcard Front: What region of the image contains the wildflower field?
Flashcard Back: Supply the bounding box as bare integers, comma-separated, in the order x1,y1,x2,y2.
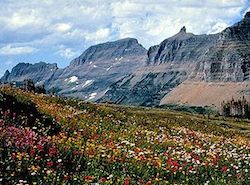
0,86,249,184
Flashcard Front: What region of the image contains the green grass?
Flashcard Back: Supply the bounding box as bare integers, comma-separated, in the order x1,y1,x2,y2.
158,104,217,115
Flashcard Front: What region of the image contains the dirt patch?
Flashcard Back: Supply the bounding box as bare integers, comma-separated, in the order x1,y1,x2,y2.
160,81,250,109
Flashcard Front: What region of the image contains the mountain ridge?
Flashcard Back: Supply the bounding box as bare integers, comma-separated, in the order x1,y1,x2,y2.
1,12,250,108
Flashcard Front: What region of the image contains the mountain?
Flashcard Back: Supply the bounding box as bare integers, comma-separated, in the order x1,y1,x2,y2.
99,27,218,106
1,38,147,101
159,13,250,108
1,12,250,109
47,38,147,100
1,62,58,85
100,12,250,107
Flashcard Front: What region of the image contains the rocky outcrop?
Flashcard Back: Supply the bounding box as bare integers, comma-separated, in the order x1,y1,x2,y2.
99,71,186,106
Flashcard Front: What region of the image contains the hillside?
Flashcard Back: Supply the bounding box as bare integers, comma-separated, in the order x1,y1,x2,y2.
0,86,249,184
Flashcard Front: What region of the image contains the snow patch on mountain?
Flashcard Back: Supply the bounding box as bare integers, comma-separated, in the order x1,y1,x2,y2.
82,80,94,88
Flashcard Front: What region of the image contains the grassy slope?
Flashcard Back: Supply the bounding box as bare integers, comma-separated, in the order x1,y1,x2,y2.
1,86,250,184
3,86,250,139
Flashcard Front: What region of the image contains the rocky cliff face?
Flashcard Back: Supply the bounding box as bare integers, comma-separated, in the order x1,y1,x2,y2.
190,12,250,82
1,62,58,85
98,71,187,106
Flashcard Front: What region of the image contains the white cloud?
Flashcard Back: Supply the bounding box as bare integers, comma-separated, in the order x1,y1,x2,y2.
57,47,78,59
1,0,248,50
7,10,48,29
111,1,143,18
244,7,250,14
55,23,72,33
110,0,248,47
208,22,229,34
0,0,249,75
84,28,110,42
0,45,38,55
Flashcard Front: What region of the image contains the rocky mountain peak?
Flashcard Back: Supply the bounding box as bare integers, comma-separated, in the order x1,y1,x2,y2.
1,70,10,82
147,25,211,65
70,38,147,66
220,11,250,41
1,62,58,84
114,37,139,44
244,11,250,19
179,26,186,33
4,70,10,75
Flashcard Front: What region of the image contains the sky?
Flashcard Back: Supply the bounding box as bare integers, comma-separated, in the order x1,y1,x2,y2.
0,0,250,76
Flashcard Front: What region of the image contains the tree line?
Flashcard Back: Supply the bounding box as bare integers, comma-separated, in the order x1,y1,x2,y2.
221,97,250,118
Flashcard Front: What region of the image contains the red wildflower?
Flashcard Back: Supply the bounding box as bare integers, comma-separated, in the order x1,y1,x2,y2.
11,153,16,160
212,153,221,165
187,166,194,174
37,144,44,152
49,147,57,157
221,166,228,173
64,175,70,181
73,150,79,155
167,158,179,167
47,161,54,167
124,177,130,185
99,177,107,183
13,113,16,119
107,141,114,149
134,147,142,153
81,130,88,137
181,162,187,168
139,179,144,184
89,133,99,140
84,176,94,182
236,173,241,178
30,149,36,157
4,111,10,117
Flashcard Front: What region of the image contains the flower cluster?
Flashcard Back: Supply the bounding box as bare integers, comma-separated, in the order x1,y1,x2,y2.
0,87,249,184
